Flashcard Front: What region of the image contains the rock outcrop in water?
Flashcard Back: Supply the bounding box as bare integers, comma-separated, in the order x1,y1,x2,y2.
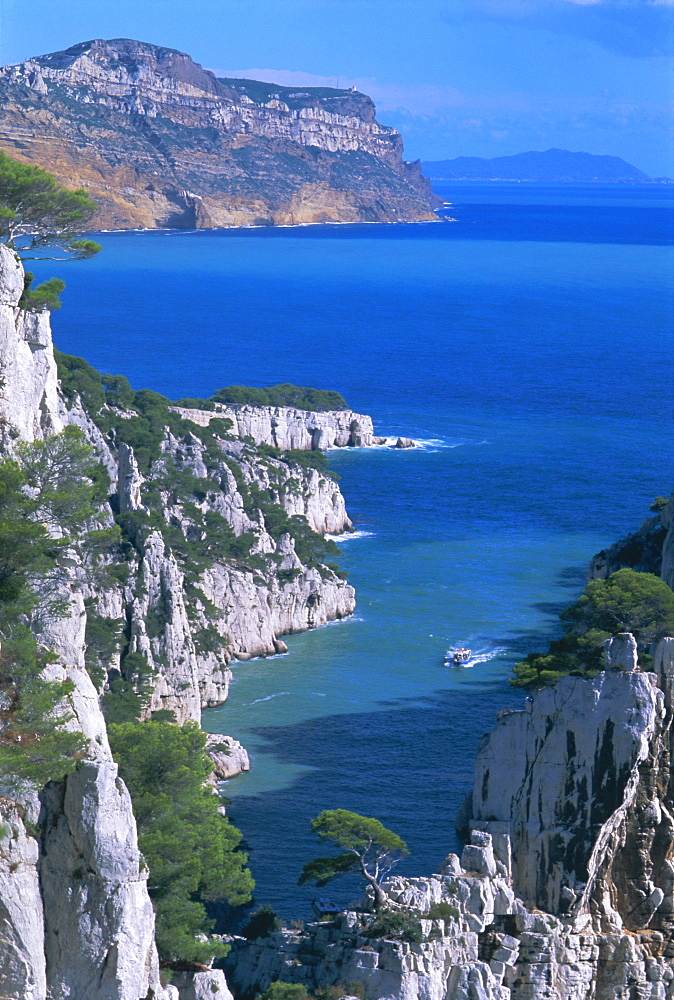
227,636,674,999
0,38,440,229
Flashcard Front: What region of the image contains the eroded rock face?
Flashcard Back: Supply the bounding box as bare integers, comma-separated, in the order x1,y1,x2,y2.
0,577,170,1000
171,403,377,452
228,650,674,1000
0,253,361,728
0,39,439,229
0,245,63,447
0,801,46,1000
206,734,251,780
472,669,664,918
171,969,234,1000
589,493,674,585
40,763,162,1000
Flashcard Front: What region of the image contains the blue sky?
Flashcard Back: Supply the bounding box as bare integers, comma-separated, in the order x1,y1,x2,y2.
1,0,672,174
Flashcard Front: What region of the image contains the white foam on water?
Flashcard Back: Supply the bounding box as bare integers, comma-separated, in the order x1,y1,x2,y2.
244,691,290,707
325,530,374,542
414,437,490,451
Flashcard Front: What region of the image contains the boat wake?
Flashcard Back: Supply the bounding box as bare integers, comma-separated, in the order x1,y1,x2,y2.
325,530,374,542
444,644,507,668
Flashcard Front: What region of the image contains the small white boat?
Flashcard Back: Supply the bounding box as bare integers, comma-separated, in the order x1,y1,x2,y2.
451,648,471,665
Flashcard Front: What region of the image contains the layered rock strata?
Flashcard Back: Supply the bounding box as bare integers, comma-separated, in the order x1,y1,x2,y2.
0,38,439,228
228,635,674,999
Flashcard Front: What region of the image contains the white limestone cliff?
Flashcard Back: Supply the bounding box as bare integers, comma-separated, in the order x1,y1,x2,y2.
0,574,171,1000
0,247,363,998
0,245,63,447
228,640,674,1000
171,403,377,451
206,734,251,780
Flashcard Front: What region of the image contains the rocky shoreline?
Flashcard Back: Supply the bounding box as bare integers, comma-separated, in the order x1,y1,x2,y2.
226,636,674,1000
1,236,674,1000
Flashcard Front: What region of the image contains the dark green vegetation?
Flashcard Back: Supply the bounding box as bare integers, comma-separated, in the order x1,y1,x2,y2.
241,905,282,940
0,150,101,260
650,496,670,513
299,810,409,911
108,720,254,963
0,429,104,784
512,568,674,689
258,985,310,1000
211,384,347,412
19,273,65,312
258,982,367,1000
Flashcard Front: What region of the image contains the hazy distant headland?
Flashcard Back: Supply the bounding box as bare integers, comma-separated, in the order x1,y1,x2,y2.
423,148,671,183
0,37,440,229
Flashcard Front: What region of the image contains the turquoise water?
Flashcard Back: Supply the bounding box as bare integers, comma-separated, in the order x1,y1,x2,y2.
35,183,674,918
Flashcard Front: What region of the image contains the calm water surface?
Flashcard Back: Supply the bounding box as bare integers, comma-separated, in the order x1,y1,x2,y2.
34,183,674,917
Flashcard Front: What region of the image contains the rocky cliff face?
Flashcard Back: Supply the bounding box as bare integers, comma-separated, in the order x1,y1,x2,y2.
0,557,171,999
0,244,362,725
0,38,440,229
589,493,674,590
0,244,372,998
170,404,379,451
228,636,674,999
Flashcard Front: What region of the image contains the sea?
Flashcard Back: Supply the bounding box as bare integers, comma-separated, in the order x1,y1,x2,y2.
33,182,674,920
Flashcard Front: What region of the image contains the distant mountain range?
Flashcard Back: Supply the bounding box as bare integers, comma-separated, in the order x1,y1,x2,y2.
422,149,669,183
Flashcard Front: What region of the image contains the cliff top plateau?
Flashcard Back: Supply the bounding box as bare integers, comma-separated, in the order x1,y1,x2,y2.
0,37,440,229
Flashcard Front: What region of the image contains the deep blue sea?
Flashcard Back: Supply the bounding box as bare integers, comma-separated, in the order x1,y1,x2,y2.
34,183,674,920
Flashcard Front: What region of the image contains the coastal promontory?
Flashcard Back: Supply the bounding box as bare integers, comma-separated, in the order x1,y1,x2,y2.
0,38,440,229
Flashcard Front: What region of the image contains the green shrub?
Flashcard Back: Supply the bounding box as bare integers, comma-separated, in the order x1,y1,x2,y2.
426,901,460,923
0,434,108,784
281,449,336,478
84,606,124,689
364,908,423,944
212,383,347,412
312,985,365,1000
108,720,254,964
54,354,346,580
650,496,670,513
19,273,65,311
258,983,309,1000
512,569,674,689
241,904,281,940
101,652,155,724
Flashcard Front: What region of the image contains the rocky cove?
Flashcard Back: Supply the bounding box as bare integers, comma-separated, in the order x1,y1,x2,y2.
0,229,673,1000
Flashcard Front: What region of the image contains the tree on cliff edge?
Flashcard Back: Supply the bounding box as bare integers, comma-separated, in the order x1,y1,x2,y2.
0,151,101,261
298,809,409,911
512,569,674,689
